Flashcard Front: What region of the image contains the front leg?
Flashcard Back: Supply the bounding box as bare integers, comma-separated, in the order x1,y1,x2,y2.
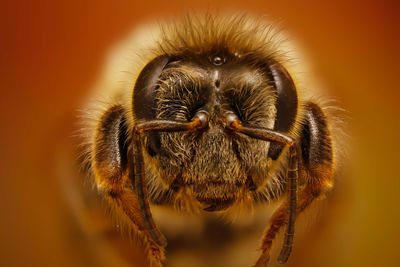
91,105,207,266
92,105,166,267
255,102,335,266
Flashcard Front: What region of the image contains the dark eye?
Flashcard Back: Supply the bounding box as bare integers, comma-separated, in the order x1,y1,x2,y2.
266,61,298,132
133,55,170,120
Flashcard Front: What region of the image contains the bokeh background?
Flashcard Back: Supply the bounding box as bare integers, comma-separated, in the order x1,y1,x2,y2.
1,0,399,266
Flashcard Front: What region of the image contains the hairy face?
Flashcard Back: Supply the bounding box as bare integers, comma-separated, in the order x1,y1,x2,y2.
142,52,280,209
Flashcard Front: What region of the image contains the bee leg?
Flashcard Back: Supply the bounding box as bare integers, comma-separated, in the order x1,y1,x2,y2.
255,102,334,267
254,146,297,267
254,196,294,267
92,105,166,266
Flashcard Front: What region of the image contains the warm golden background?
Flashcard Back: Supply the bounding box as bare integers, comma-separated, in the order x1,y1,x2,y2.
1,0,399,266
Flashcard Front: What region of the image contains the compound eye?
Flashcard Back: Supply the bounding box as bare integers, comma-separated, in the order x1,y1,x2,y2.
192,110,209,130
268,61,298,132
133,55,170,120
132,55,169,157
266,60,298,160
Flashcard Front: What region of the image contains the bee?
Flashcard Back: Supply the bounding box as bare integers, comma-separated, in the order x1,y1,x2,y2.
81,12,341,267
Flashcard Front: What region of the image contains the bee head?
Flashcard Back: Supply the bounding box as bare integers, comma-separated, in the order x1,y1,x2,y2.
132,47,297,210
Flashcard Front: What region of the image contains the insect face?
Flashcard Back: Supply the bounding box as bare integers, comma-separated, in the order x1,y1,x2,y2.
133,51,297,211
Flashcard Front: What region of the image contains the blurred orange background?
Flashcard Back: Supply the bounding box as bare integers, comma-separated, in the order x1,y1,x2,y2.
1,0,399,266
